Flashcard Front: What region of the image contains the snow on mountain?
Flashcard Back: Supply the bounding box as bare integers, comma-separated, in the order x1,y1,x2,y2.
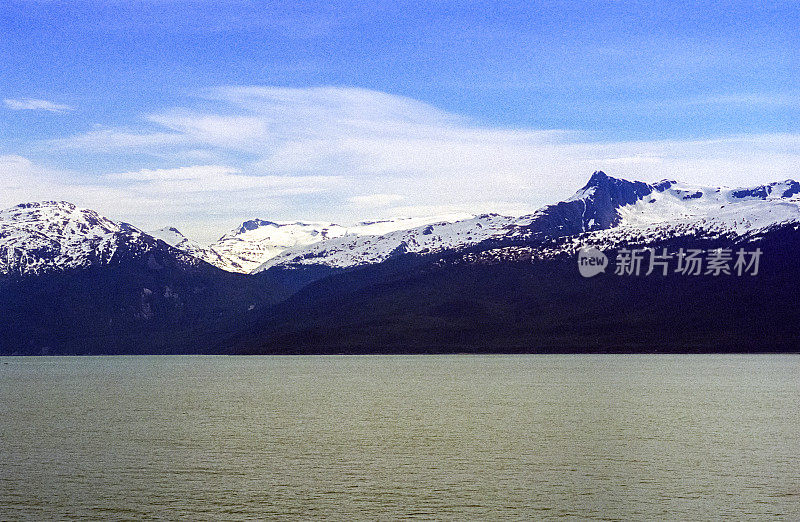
531,178,800,257
344,215,472,236
258,172,800,271
255,214,515,272
7,174,799,276
150,227,230,268
208,220,345,273
616,179,800,233
0,201,200,276
211,214,471,273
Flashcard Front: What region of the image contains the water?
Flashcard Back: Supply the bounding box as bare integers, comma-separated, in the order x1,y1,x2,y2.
1,355,798,520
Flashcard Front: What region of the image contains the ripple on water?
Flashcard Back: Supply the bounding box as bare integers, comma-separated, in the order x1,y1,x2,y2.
0,354,798,519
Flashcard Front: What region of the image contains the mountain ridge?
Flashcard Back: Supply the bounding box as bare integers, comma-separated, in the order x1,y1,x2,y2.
0,201,205,278
232,220,800,354
3,171,800,354
256,171,800,271
208,213,471,273
5,172,800,277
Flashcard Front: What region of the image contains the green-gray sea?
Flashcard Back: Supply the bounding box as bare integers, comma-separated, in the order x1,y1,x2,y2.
1,354,798,520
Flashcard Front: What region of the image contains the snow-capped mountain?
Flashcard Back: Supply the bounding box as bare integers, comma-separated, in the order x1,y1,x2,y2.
6,172,800,276
612,178,800,233
0,200,471,276
150,227,230,269
209,220,347,273
5,174,800,355
254,214,517,272
0,201,201,277
257,171,800,270
210,214,471,273
512,174,800,258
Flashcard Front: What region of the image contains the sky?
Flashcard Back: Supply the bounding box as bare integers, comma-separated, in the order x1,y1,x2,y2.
1,0,798,243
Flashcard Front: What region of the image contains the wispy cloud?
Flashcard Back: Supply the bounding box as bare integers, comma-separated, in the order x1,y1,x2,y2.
0,155,347,243
348,193,404,208
14,87,800,242
49,128,187,150
145,112,269,149
682,92,800,108
0,155,131,217
4,98,73,113
107,164,343,195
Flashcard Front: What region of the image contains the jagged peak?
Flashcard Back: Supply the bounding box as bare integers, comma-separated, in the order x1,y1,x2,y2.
237,218,279,234
586,170,609,185
572,171,616,194
569,171,653,202
150,225,184,237
581,170,649,189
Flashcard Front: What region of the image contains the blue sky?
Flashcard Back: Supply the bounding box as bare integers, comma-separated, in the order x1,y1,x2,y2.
1,0,798,242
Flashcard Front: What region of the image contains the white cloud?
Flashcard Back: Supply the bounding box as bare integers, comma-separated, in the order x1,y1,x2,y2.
205,86,464,129
4,98,73,113
0,155,132,217
146,112,269,149
12,87,800,243
49,128,187,150
348,193,404,207
107,164,343,194
0,156,345,243
683,92,800,108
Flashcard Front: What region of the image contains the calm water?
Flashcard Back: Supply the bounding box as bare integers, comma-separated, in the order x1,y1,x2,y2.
1,355,798,520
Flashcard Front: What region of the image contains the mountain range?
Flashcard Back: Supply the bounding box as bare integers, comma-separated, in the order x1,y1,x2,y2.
2,171,799,354
152,214,471,273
